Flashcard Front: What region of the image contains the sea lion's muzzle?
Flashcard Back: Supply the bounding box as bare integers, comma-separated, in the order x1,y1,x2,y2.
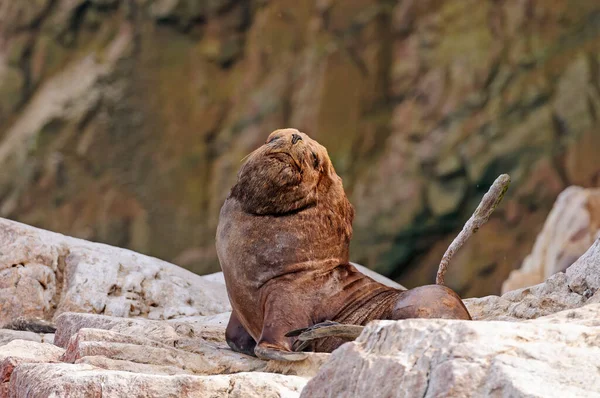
291,133,302,145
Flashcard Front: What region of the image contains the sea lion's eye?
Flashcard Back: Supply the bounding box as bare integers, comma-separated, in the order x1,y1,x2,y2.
267,135,280,144
312,152,319,169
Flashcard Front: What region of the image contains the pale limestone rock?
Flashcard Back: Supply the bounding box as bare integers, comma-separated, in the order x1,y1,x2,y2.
0,217,230,326
8,363,308,398
0,340,65,397
465,236,600,321
61,328,267,376
0,330,42,346
302,305,600,398
54,312,328,378
566,237,600,296
502,186,600,293
464,273,586,321
168,312,231,343
530,303,600,327
54,312,230,348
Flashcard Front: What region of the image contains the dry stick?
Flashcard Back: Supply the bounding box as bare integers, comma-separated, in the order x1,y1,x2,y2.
436,174,511,286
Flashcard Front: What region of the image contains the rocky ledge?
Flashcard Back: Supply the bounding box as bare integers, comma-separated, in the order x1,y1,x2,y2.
2,187,600,397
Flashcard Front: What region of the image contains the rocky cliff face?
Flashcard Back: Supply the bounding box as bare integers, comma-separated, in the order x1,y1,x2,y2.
1,0,599,296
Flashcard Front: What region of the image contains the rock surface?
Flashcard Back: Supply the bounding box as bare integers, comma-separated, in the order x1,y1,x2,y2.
8,364,307,398
53,312,327,378
2,0,600,297
0,311,327,398
0,217,230,326
502,187,600,293
302,304,600,398
465,236,600,321
2,216,600,396
0,340,65,397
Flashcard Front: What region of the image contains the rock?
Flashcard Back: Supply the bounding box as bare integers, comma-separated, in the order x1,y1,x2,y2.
201,271,226,285
301,305,600,398
54,312,327,378
0,217,230,326
8,363,308,398
0,330,42,346
566,237,600,297
61,328,267,376
502,186,600,293
55,312,186,348
465,273,586,321
0,340,64,397
465,235,600,321
168,312,231,343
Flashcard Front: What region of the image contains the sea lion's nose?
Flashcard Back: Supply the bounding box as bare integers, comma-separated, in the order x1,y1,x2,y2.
291,133,302,144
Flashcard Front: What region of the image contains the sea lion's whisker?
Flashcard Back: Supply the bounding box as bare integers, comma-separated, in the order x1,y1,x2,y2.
240,147,261,163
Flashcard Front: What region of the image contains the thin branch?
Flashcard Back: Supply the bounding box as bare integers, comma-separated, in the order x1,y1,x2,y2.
436,174,511,285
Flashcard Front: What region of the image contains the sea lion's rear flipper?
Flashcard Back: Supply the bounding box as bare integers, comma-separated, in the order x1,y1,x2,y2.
287,321,365,351
225,311,257,357
254,345,308,361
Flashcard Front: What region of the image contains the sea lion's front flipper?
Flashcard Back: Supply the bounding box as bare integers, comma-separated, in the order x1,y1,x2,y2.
287,321,365,351
254,295,310,362
225,311,257,357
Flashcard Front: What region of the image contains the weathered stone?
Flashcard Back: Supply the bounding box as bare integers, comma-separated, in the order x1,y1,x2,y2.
54,312,328,378
54,312,224,348
61,328,267,376
8,363,308,398
503,186,600,293
302,305,600,397
0,330,42,346
465,273,586,321
0,218,230,326
566,238,600,297
466,234,600,321
0,340,64,397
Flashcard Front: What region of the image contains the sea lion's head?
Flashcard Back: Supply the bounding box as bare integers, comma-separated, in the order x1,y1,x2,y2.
231,128,352,218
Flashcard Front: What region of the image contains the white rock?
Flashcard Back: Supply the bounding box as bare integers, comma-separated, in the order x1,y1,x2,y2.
0,340,65,397
61,328,267,376
566,237,600,296
0,330,42,346
0,217,230,326
54,312,328,378
465,236,600,321
302,305,600,398
503,187,600,293
8,363,308,398
464,273,586,321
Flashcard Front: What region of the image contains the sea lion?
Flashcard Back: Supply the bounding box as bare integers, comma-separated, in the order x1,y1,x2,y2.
216,128,471,361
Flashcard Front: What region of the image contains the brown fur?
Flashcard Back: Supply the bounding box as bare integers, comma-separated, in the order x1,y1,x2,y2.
216,129,470,360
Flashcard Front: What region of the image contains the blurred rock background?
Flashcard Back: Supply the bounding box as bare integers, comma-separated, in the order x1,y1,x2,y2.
0,0,598,297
